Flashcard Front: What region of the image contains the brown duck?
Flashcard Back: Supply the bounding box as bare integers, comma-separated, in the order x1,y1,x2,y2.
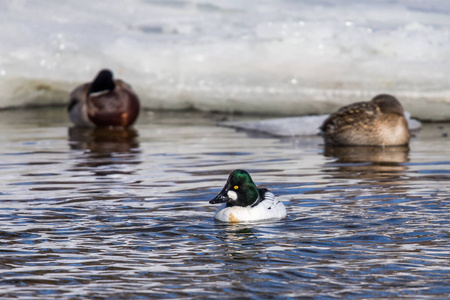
68,69,140,127
320,94,410,146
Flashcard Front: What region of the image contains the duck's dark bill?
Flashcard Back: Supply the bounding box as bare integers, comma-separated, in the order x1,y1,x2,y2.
209,194,230,204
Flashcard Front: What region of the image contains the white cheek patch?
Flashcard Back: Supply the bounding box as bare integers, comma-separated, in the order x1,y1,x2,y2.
227,190,238,201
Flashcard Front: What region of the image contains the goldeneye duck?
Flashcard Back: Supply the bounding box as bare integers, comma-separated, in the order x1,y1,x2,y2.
320,94,410,146
68,69,140,128
209,169,287,222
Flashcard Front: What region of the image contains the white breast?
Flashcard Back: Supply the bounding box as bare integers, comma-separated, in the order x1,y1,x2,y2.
213,192,287,222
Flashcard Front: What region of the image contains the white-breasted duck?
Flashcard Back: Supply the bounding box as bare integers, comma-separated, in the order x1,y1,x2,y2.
209,169,287,222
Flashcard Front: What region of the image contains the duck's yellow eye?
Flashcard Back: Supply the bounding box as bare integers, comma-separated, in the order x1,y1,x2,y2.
234,185,239,190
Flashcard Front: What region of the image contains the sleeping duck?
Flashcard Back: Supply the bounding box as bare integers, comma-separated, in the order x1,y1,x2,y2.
68,69,140,127
320,94,410,146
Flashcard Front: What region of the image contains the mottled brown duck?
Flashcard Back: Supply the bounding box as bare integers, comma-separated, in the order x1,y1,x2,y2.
320,94,410,146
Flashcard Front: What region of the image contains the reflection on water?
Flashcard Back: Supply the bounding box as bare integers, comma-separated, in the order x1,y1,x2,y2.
323,146,409,180
0,108,449,299
324,145,409,164
68,126,140,154
216,225,261,260
68,127,141,177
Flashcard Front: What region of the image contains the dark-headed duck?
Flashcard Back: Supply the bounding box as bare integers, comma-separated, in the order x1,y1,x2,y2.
68,69,140,127
209,169,287,222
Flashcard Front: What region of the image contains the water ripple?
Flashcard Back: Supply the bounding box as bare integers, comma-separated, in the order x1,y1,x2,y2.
0,109,449,298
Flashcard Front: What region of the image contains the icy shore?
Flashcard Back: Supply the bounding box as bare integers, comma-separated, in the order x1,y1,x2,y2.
0,1,449,120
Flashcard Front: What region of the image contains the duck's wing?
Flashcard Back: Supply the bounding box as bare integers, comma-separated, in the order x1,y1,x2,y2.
320,101,380,134
259,190,282,210
258,190,287,219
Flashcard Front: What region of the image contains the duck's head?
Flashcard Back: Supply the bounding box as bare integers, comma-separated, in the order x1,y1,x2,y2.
88,69,116,95
210,169,260,207
370,94,404,116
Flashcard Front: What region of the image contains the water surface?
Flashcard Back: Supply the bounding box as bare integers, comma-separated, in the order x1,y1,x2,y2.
0,108,449,299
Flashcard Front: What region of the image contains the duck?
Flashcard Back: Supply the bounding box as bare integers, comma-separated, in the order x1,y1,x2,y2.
209,169,287,222
320,94,410,146
68,69,140,127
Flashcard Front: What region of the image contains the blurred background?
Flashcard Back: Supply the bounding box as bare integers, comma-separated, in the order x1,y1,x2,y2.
0,0,449,120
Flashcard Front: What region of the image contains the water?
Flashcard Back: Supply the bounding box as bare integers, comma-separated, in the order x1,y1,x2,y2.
1,1,450,119
0,107,449,298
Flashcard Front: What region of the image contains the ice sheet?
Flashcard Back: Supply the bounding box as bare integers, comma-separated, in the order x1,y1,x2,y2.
219,113,421,137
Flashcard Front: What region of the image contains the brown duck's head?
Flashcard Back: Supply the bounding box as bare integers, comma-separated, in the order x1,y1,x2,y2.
370,94,405,116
